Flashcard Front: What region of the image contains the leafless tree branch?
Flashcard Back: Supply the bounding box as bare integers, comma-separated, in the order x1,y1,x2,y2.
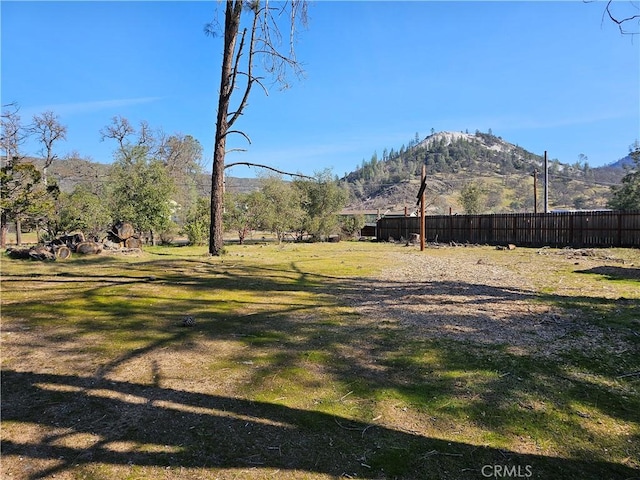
225,161,313,179
100,115,135,153
1,103,27,163
223,130,252,144
31,111,67,182
603,0,640,35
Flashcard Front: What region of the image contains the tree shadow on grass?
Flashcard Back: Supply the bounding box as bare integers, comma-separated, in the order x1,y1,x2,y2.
2,256,640,478
575,265,640,281
2,369,637,480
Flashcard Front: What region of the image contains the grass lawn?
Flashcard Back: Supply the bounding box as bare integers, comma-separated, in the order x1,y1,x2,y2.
1,241,639,479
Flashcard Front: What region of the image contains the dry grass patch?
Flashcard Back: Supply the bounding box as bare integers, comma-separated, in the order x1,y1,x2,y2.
1,242,638,479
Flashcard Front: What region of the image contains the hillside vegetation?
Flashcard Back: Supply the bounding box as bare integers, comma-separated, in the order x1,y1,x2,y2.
34,130,629,220
342,130,626,214
42,132,625,214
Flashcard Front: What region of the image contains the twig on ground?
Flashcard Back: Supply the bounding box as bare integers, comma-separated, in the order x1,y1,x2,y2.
421,449,463,459
361,424,375,438
339,390,353,401
334,418,362,431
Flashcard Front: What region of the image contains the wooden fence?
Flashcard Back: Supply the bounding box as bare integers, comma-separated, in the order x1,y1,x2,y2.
375,211,640,248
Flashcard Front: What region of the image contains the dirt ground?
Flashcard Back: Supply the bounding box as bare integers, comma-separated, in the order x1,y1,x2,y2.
1,244,639,480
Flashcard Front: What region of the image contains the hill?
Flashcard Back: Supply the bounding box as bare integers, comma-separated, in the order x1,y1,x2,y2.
38,156,259,199
341,130,626,214
606,154,635,170
30,130,629,215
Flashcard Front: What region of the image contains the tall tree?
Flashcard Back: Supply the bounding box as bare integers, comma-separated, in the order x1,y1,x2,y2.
293,169,348,240
158,133,204,223
108,145,175,244
1,104,26,247
100,116,136,158
31,111,67,185
100,116,163,162
0,104,57,246
1,103,25,161
206,0,307,255
0,162,53,245
260,175,304,242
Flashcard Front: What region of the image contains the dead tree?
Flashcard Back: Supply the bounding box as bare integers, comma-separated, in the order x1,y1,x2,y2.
206,0,307,256
31,111,67,185
1,103,27,248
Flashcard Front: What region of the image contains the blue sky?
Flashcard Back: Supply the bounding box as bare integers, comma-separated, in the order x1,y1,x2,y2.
1,1,638,179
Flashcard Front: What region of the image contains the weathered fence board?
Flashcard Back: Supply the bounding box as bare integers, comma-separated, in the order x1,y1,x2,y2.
375,211,640,248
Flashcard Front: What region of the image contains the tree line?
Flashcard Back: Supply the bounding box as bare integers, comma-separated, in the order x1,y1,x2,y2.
1,105,352,249
187,170,358,247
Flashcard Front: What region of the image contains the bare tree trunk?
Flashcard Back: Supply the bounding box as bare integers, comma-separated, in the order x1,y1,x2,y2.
1,211,7,249
209,1,242,256
207,1,306,255
15,218,22,246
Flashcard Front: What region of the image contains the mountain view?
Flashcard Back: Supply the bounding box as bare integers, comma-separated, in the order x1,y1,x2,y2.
40,130,629,216
341,130,628,214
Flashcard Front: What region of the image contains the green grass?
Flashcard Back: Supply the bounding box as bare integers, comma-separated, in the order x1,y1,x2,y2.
1,242,639,479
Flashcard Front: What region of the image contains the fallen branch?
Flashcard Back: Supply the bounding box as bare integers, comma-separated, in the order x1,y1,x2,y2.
617,371,640,379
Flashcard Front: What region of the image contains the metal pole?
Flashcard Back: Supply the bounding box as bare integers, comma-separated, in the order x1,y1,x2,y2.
533,169,538,215
420,165,426,251
544,150,549,213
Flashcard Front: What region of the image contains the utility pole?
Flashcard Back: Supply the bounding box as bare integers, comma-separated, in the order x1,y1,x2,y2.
544,150,549,213
533,168,538,214
420,165,426,251
416,164,427,251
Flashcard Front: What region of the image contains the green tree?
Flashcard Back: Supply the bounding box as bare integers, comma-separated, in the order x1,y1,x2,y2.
459,181,486,214
224,190,265,244
108,145,175,244
339,214,365,239
608,142,640,210
183,197,211,246
0,161,56,245
46,185,112,240
260,175,304,242
158,133,204,224
293,169,348,240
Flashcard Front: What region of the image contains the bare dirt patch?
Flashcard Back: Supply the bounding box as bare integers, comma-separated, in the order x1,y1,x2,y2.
342,246,638,358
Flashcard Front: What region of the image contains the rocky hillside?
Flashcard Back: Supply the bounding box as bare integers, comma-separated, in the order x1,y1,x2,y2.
342,130,627,214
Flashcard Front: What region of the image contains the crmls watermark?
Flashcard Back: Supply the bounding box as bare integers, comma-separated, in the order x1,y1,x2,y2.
481,464,533,478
